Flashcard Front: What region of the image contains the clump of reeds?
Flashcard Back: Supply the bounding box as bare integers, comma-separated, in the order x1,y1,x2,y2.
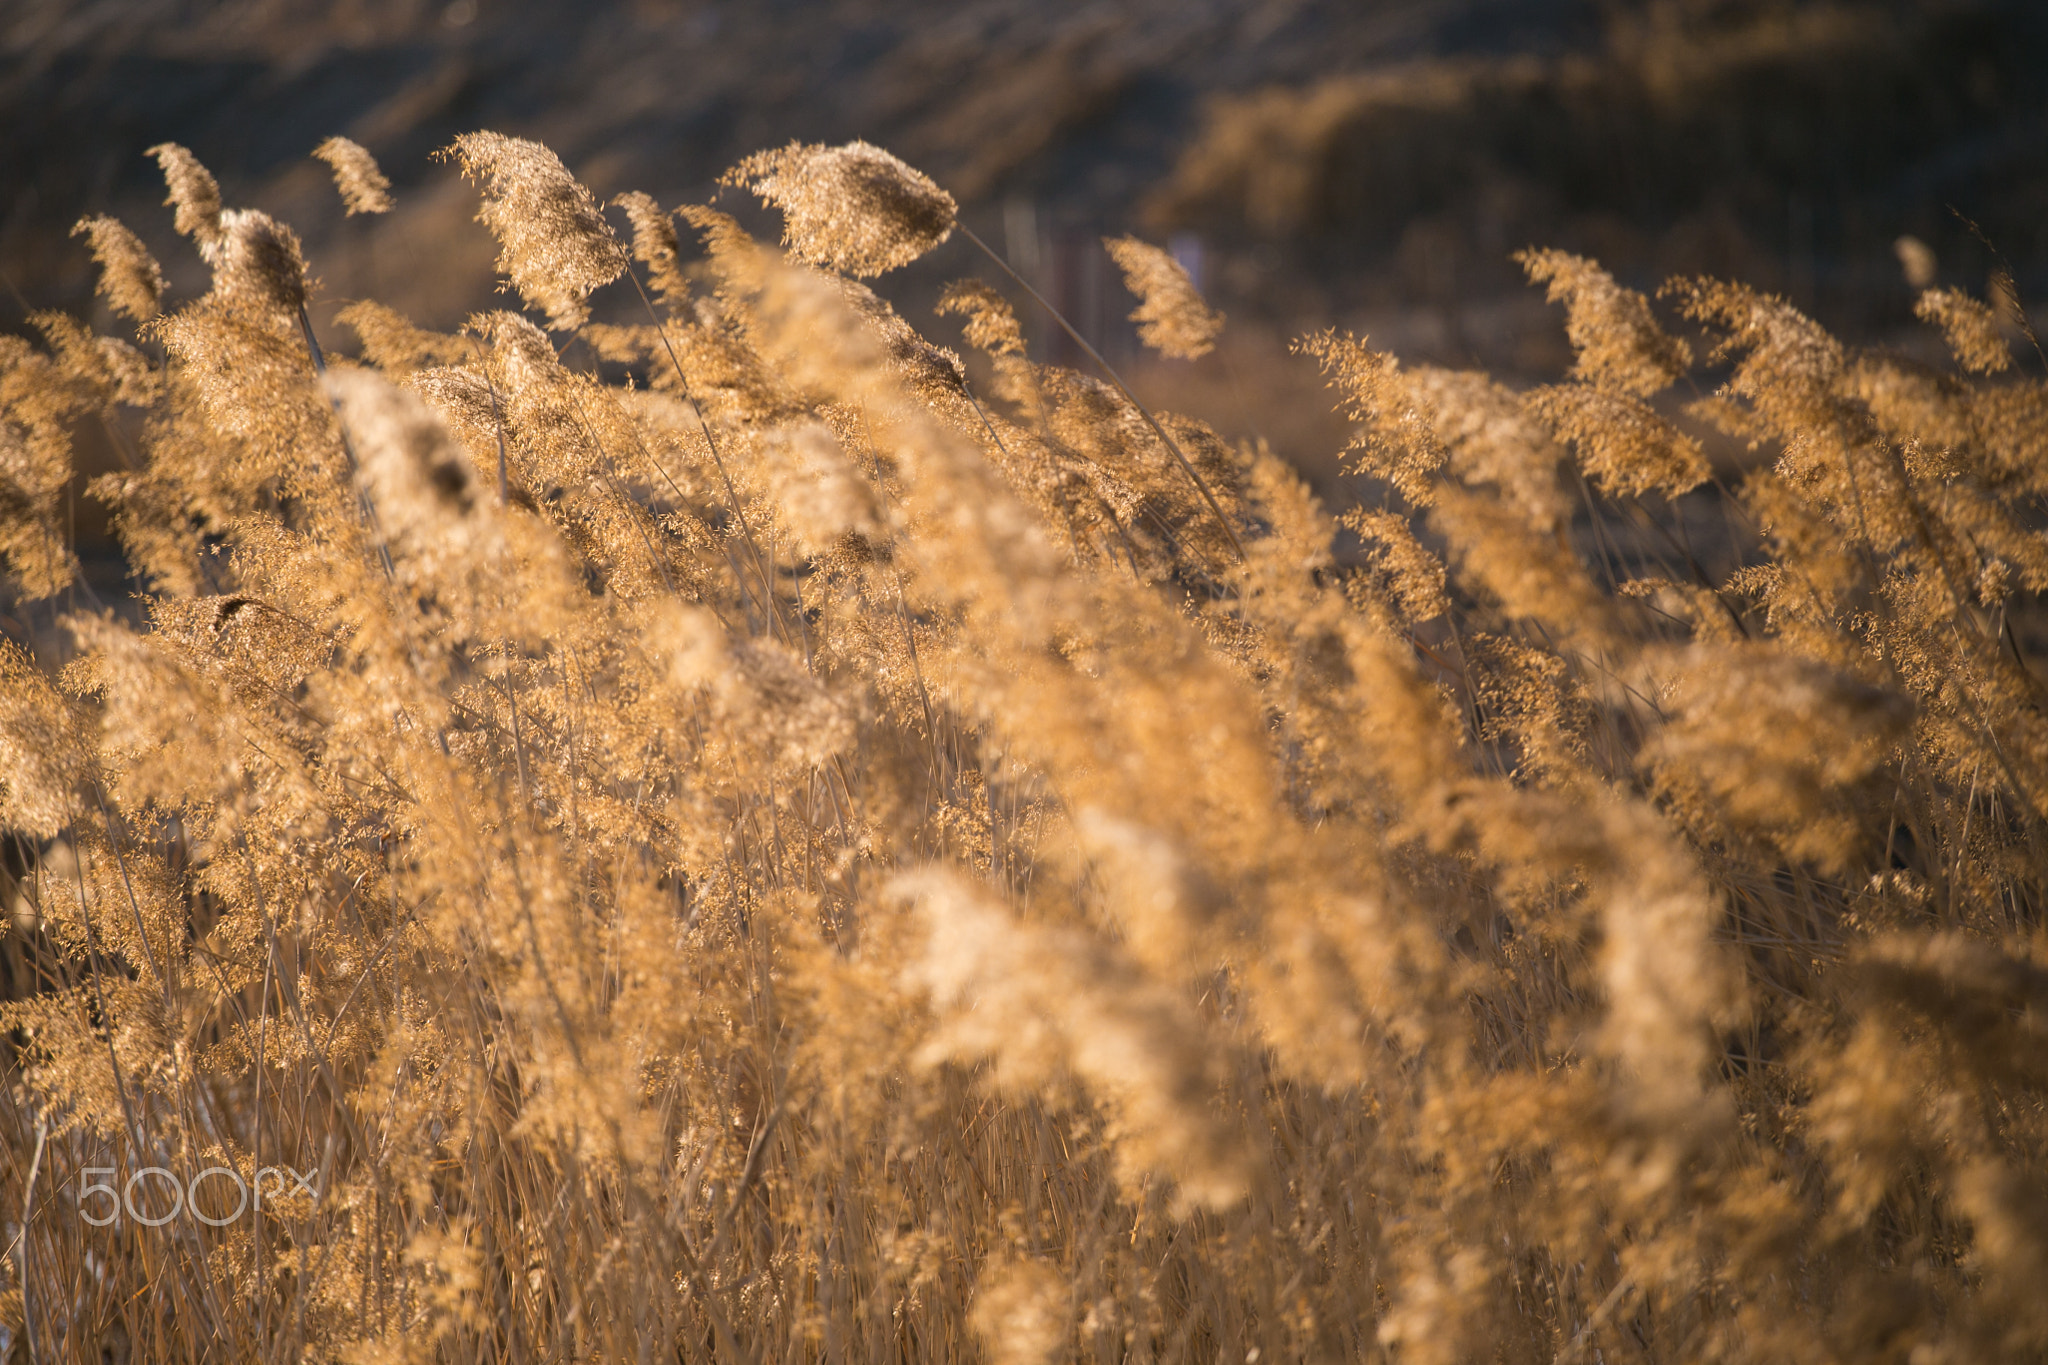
0,130,2044,1365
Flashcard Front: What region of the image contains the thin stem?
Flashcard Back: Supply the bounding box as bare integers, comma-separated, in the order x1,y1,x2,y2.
622,267,789,638
20,1116,44,1365
954,223,1246,562
299,303,401,583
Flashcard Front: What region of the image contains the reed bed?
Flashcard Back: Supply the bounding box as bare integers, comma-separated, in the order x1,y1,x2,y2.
0,132,2044,1365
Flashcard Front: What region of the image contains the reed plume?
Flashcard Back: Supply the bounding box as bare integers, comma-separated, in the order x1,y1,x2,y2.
146,142,225,254
728,140,958,276
439,131,629,328
313,135,395,215
69,216,164,324
1103,235,1223,360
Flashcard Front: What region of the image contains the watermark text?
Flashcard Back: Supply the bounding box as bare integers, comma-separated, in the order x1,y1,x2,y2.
77,1165,321,1227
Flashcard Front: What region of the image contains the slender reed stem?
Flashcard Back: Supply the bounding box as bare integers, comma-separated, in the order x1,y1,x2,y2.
20,1116,44,1365
621,267,790,638
954,223,1246,561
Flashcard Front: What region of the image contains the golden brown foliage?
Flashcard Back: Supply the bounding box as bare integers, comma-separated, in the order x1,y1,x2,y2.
611,190,691,311
1519,248,1692,397
1917,285,2014,374
146,142,224,253
208,209,312,319
4,130,2047,1365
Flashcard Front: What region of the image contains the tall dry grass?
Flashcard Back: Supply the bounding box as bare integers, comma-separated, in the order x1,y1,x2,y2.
0,130,2045,1365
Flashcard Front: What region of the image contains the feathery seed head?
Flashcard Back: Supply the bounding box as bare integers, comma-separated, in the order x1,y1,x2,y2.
1519,248,1691,397
1073,811,1224,976
474,308,557,366
728,140,956,277
1525,383,1709,498
30,312,158,409
1917,287,2013,375
209,208,311,319
970,1258,1069,1365
663,604,856,769
440,132,629,329
1648,645,1911,872
897,871,1254,1211
1104,235,1223,360
676,202,760,271
147,142,224,252
1406,366,1569,529
1990,268,2026,329
327,368,479,527
760,419,881,555
1894,234,1938,290
474,310,563,400
1668,277,1845,433
937,280,1026,358
1297,330,1448,506
339,301,476,373
838,277,968,402
71,216,165,323
0,336,85,598
0,642,88,839
1344,508,1449,622
313,136,394,214
612,191,690,310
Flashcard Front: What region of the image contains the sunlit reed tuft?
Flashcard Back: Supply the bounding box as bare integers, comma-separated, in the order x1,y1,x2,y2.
439,131,630,328
313,135,395,215
69,216,165,323
146,142,224,253
1104,234,1223,360
728,139,958,276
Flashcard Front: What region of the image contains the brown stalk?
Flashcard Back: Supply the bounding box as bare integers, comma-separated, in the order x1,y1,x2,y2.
954,223,1247,562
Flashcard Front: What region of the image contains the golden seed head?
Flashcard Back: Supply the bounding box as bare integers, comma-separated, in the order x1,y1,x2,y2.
210,208,311,318
1104,235,1223,360
147,142,224,250
440,131,629,329
71,215,165,323
727,140,956,277
313,136,395,215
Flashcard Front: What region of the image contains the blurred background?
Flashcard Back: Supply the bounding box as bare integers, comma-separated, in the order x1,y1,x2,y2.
4,0,2045,488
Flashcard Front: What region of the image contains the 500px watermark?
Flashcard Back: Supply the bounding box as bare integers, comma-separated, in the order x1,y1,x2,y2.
74,1166,322,1227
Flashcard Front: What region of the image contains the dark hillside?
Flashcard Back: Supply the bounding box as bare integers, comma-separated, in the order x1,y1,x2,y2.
3,0,2042,485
